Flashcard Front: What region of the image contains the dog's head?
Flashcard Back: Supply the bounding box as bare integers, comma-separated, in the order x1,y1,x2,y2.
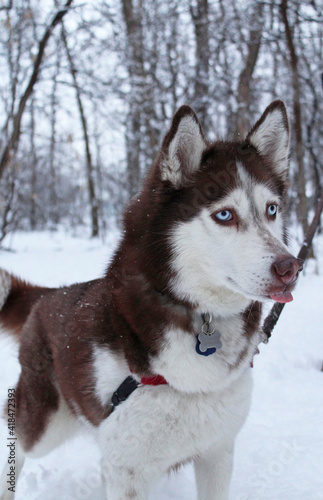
124,101,302,314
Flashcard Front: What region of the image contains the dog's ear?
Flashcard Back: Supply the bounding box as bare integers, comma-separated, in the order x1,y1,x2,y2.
159,105,207,188
246,100,290,180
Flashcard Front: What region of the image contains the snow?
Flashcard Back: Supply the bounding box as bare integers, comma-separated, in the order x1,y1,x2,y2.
0,230,323,500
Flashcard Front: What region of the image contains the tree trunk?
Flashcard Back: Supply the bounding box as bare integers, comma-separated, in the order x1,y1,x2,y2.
30,97,38,230
48,43,61,226
61,26,99,238
234,3,263,139
190,0,210,130
281,0,308,236
121,0,145,199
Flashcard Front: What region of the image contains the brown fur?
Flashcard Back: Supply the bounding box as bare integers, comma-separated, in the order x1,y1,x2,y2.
0,276,50,335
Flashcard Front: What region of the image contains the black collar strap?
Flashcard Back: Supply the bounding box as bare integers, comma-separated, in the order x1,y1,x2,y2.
111,375,139,409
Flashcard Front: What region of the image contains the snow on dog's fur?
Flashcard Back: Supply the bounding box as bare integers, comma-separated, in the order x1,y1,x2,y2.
0,101,302,500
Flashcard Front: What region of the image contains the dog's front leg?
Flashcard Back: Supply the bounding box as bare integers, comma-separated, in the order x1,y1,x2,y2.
194,443,234,500
100,461,152,500
100,438,153,500
98,384,209,500
98,388,168,500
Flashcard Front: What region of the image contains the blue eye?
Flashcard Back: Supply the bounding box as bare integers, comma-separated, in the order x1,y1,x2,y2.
267,204,277,217
215,210,233,222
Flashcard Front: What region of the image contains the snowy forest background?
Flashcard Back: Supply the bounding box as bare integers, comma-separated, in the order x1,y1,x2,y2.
0,0,322,242
1,2,323,499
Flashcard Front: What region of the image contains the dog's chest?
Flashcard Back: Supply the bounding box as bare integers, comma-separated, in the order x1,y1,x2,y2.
151,312,261,394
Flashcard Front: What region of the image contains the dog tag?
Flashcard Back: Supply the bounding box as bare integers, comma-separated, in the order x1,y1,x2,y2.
196,315,222,356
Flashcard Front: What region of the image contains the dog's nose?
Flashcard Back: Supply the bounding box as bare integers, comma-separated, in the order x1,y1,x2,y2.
271,256,303,285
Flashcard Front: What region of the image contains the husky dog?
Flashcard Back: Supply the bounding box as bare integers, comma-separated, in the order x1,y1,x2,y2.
0,101,302,500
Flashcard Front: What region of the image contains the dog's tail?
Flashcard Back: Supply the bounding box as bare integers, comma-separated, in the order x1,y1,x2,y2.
0,268,49,338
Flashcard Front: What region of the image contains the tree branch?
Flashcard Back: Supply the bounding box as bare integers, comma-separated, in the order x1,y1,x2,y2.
0,0,74,180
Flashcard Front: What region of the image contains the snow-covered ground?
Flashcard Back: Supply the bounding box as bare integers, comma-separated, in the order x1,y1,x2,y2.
0,230,323,500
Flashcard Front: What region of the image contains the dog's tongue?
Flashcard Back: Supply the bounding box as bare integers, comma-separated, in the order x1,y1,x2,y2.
270,292,293,303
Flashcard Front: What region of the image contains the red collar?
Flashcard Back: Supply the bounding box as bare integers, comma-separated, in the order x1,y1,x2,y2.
140,374,168,386
130,368,168,386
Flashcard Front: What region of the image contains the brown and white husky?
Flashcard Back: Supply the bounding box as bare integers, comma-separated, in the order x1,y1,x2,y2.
0,101,302,500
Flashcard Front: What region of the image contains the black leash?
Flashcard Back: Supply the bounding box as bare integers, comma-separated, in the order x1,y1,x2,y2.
262,189,323,341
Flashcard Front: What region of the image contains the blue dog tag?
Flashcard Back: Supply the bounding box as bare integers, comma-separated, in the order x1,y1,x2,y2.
196,331,222,356
196,314,222,356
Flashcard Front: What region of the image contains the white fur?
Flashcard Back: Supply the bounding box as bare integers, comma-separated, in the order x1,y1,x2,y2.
170,162,290,310
170,211,251,315
248,108,290,178
161,115,206,187
98,371,252,500
91,311,259,500
152,321,260,394
0,270,11,310
91,276,261,500
92,344,130,406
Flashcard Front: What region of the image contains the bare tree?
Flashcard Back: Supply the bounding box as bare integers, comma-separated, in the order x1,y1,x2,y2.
0,174,17,244
234,2,263,138
0,0,74,181
281,0,308,235
190,0,210,130
0,0,321,239
121,0,145,199
48,40,62,225
29,96,38,230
